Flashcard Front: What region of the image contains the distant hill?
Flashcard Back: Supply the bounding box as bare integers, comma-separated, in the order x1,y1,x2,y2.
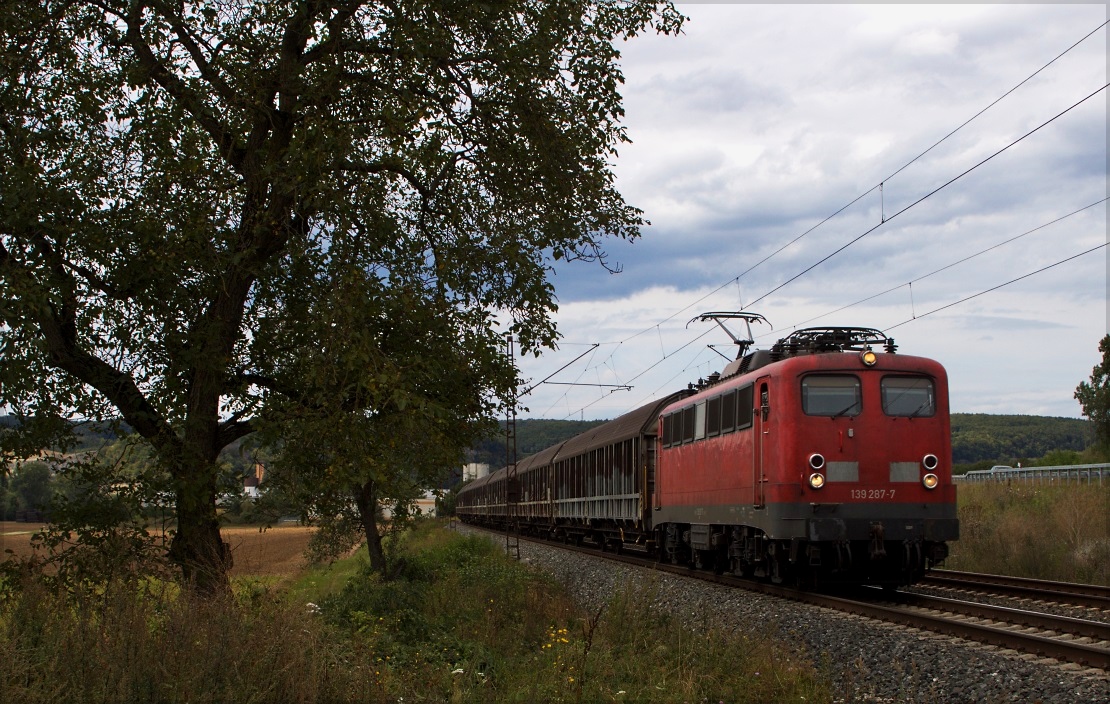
468,419,607,468
949,413,1091,465
0,415,128,452
467,413,1094,471
8,411,1093,477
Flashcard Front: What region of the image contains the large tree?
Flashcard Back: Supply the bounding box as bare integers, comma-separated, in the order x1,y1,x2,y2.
1075,334,1110,451
0,0,683,593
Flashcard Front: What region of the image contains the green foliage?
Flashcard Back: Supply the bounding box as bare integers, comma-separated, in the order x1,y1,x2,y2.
6,450,174,590
7,461,54,515
1,0,685,591
950,413,1091,466
0,578,377,704
1075,334,1110,450
311,523,828,702
1,522,831,703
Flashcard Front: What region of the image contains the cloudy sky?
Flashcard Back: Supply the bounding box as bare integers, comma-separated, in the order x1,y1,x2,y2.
516,3,1108,421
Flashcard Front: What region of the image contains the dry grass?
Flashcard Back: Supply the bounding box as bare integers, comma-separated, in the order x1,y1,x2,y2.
1,521,315,579
947,482,1110,584
2,522,833,703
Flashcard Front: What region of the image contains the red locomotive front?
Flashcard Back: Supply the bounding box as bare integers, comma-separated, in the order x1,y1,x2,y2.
655,326,958,586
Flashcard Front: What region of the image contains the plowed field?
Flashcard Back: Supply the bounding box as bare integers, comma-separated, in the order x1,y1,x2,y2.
0,522,315,577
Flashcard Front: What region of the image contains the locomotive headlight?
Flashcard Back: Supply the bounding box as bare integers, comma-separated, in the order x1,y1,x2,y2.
922,473,939,490
808,473,826,489
922,454,939,471
859,348,877,367
808,453,826,470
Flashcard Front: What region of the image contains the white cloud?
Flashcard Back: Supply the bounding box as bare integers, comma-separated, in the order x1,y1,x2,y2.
900,29,960,57
523,4,1107,421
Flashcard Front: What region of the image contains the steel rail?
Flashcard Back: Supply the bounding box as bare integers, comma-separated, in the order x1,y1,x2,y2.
877,588,1110,641
922,570,1110,610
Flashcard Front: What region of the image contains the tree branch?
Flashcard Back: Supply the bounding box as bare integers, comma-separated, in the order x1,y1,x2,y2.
123,2,248,172
0,235,182,462
150,0,247,114
336,158,433,201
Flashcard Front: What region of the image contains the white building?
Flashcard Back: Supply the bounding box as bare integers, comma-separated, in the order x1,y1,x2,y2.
463,463,489,481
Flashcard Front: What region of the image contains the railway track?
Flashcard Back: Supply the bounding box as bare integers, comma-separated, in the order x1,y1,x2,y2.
467,525,1110,671
919,569,1110,612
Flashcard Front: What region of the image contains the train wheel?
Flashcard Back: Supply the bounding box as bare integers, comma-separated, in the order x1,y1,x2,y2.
795,566,818,590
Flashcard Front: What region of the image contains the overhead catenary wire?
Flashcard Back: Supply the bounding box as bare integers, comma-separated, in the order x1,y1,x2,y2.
529,19,1107,420
884,243,1108,331
742,81,1110,311
576,18,1109,354
766,197,1110,336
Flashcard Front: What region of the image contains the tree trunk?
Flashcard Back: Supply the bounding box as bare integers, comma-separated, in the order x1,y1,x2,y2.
354,479,388,575
168,455,232,596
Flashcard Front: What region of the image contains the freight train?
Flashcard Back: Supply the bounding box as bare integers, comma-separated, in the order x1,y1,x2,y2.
457,314,958,587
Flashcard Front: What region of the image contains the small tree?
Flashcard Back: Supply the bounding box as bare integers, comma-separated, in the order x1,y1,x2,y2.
9,461,54,514
258,278,504,575
1075,334,1110,452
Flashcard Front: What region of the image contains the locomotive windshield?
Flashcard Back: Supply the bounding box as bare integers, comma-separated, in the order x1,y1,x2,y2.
881,376,935,417
801,375,861,416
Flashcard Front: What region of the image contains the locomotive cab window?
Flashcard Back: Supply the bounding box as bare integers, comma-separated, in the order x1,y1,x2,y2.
881,376,935,417
801,375,861,416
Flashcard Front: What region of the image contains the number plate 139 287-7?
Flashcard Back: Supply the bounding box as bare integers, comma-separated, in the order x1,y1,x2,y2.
849,489,894,500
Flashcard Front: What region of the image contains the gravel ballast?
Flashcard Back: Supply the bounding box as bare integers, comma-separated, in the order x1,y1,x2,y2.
460,525,1109,703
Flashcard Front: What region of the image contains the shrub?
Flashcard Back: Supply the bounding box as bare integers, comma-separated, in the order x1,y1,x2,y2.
947,482,1110,584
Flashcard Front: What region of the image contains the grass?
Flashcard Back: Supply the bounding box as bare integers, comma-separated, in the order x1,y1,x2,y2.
11,476,1101,704
314,523,829,702
0,521,830,703
946,481,1110,584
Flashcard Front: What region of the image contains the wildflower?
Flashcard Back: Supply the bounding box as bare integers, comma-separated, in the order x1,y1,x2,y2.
305,602,321,614
452,668,465,675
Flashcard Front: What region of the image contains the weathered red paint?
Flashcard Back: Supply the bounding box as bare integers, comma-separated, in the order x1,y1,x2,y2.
657,352,955,510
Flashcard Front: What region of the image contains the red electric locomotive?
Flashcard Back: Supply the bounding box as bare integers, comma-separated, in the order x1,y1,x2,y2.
457,313,958,587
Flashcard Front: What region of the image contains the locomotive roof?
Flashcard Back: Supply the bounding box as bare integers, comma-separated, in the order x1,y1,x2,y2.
719,326,897,381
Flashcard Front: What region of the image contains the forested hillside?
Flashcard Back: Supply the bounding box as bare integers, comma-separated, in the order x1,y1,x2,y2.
949,414,1092,465
465,414,1095,474
468,419,607,468
5,412,1096,486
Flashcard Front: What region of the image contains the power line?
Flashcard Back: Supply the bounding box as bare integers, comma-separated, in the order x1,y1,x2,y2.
590,18,1109,352
742,81,1109,311
770,197,1109,334
884,243,1108,331
532,19,1108,420
882,18,1109,184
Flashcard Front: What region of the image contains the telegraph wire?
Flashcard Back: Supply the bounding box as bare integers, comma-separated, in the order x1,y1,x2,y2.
584,18,1109,353
884,243,1108,332
742,80,1110,311
882,18,1108,184
529,20,1108,420
771,197,1110,334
